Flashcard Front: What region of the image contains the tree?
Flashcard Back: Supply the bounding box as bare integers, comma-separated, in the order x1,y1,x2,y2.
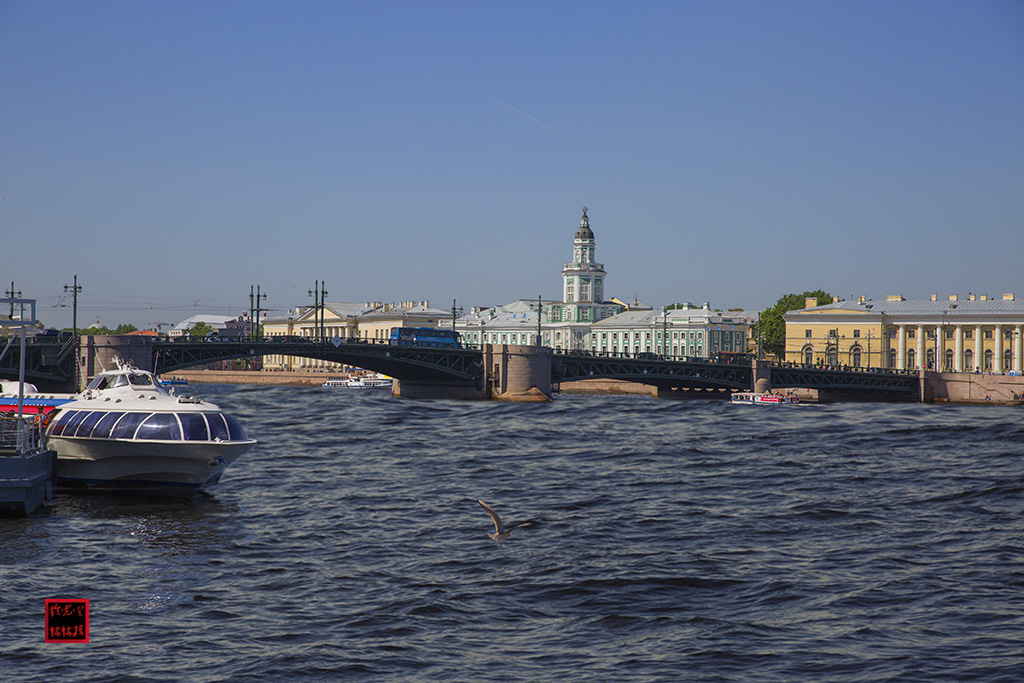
187,321,215,339
114,323,137,334
757,290,834,359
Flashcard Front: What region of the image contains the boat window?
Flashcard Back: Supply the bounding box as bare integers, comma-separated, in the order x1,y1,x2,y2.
60,410,90,436
50,410,80,436
179,412,210,441
87,377,109,390
129,373,154,387
92,411,126,439
137,413,182,441
108,374,130,389
110,412,151,440
72,411,106,437
207,413,229,441
224,413,247,441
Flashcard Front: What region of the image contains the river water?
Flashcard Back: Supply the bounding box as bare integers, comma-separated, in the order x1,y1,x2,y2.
2,385,1023,682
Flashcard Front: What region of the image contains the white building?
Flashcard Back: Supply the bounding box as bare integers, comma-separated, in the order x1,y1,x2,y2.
589,303,749,358
542,208,624,350
168,315,249,339
448,207,749,358
450,300,544,347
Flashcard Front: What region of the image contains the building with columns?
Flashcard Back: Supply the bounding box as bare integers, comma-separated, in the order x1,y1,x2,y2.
784,293,1024,373
589,303,749,357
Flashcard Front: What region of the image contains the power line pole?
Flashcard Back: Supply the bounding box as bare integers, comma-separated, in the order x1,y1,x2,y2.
250,285,266,340
309,281,327,340
64,275,82,389
5,281,21,319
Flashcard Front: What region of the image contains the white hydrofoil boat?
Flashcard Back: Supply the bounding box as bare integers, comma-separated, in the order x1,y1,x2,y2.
45,359,256,496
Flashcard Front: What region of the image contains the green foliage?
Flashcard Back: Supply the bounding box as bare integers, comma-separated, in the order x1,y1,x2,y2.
62,323,138,335
187,321,216,339
757,290,834,358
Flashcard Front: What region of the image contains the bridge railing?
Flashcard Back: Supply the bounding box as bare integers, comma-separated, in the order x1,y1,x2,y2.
765,360,917,377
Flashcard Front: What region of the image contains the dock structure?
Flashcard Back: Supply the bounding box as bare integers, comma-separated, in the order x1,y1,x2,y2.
0,297,55,516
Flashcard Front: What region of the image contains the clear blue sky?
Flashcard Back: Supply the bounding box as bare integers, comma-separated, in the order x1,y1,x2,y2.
2,1,1022,329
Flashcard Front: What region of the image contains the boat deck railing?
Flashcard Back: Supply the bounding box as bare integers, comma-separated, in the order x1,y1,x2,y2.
0,415,46,455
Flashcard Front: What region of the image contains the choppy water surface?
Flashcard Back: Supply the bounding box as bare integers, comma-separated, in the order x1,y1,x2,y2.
3,386,1023,682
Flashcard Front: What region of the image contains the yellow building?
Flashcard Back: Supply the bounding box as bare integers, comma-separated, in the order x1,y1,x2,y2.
785,294,1024,373
261,301,449,372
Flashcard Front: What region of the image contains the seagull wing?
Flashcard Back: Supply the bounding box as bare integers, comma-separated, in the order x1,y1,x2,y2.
478,499,504,534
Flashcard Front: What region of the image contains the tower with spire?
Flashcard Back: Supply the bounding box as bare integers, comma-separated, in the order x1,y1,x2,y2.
545,208,622,345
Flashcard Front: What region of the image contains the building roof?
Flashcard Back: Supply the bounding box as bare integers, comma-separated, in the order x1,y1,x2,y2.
574,207,594,240
789,295,1024,319
170,315,241,332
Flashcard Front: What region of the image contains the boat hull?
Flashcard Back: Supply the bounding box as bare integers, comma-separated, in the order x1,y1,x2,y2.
49,436,255,497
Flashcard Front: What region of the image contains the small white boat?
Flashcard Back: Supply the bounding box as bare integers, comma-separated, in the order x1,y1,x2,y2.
45,358,256,496
324,374,393,389
731,392,799,405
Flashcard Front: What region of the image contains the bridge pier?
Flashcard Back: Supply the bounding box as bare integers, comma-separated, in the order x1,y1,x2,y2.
752,359,771,393
391,380,488,400
484,344,552,401
81,335,157,391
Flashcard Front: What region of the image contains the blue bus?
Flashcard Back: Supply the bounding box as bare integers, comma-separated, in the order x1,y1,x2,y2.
389,327,462,348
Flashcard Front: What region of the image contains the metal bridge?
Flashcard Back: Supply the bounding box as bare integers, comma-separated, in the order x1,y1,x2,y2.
154,338,484,385
551,351,751,390
0,335,78,391
1,336,919,398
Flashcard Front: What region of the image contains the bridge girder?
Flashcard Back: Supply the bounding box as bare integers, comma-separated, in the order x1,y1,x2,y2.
154,340,483,385
552,354,751,390
0,336,77,390
768,366,918,392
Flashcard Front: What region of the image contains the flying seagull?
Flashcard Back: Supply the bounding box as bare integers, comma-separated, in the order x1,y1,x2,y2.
477,499,536,546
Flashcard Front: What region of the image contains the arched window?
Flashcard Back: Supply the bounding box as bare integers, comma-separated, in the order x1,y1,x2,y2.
803,346,814,366
964,348,974,371
984,349,993,371
852,346,862,368
926,349,935,369
944,349,954,371
906,348,916,370
1004,349,1013,371
888,349,897,368
827,345,838,365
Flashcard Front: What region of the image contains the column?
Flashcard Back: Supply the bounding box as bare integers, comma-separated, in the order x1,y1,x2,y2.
993,324,1003,373
897,325,907,370
975,324,983,372
1015,325,1023,373
935,325,943,371
954,325,963,372
916,325,925,370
